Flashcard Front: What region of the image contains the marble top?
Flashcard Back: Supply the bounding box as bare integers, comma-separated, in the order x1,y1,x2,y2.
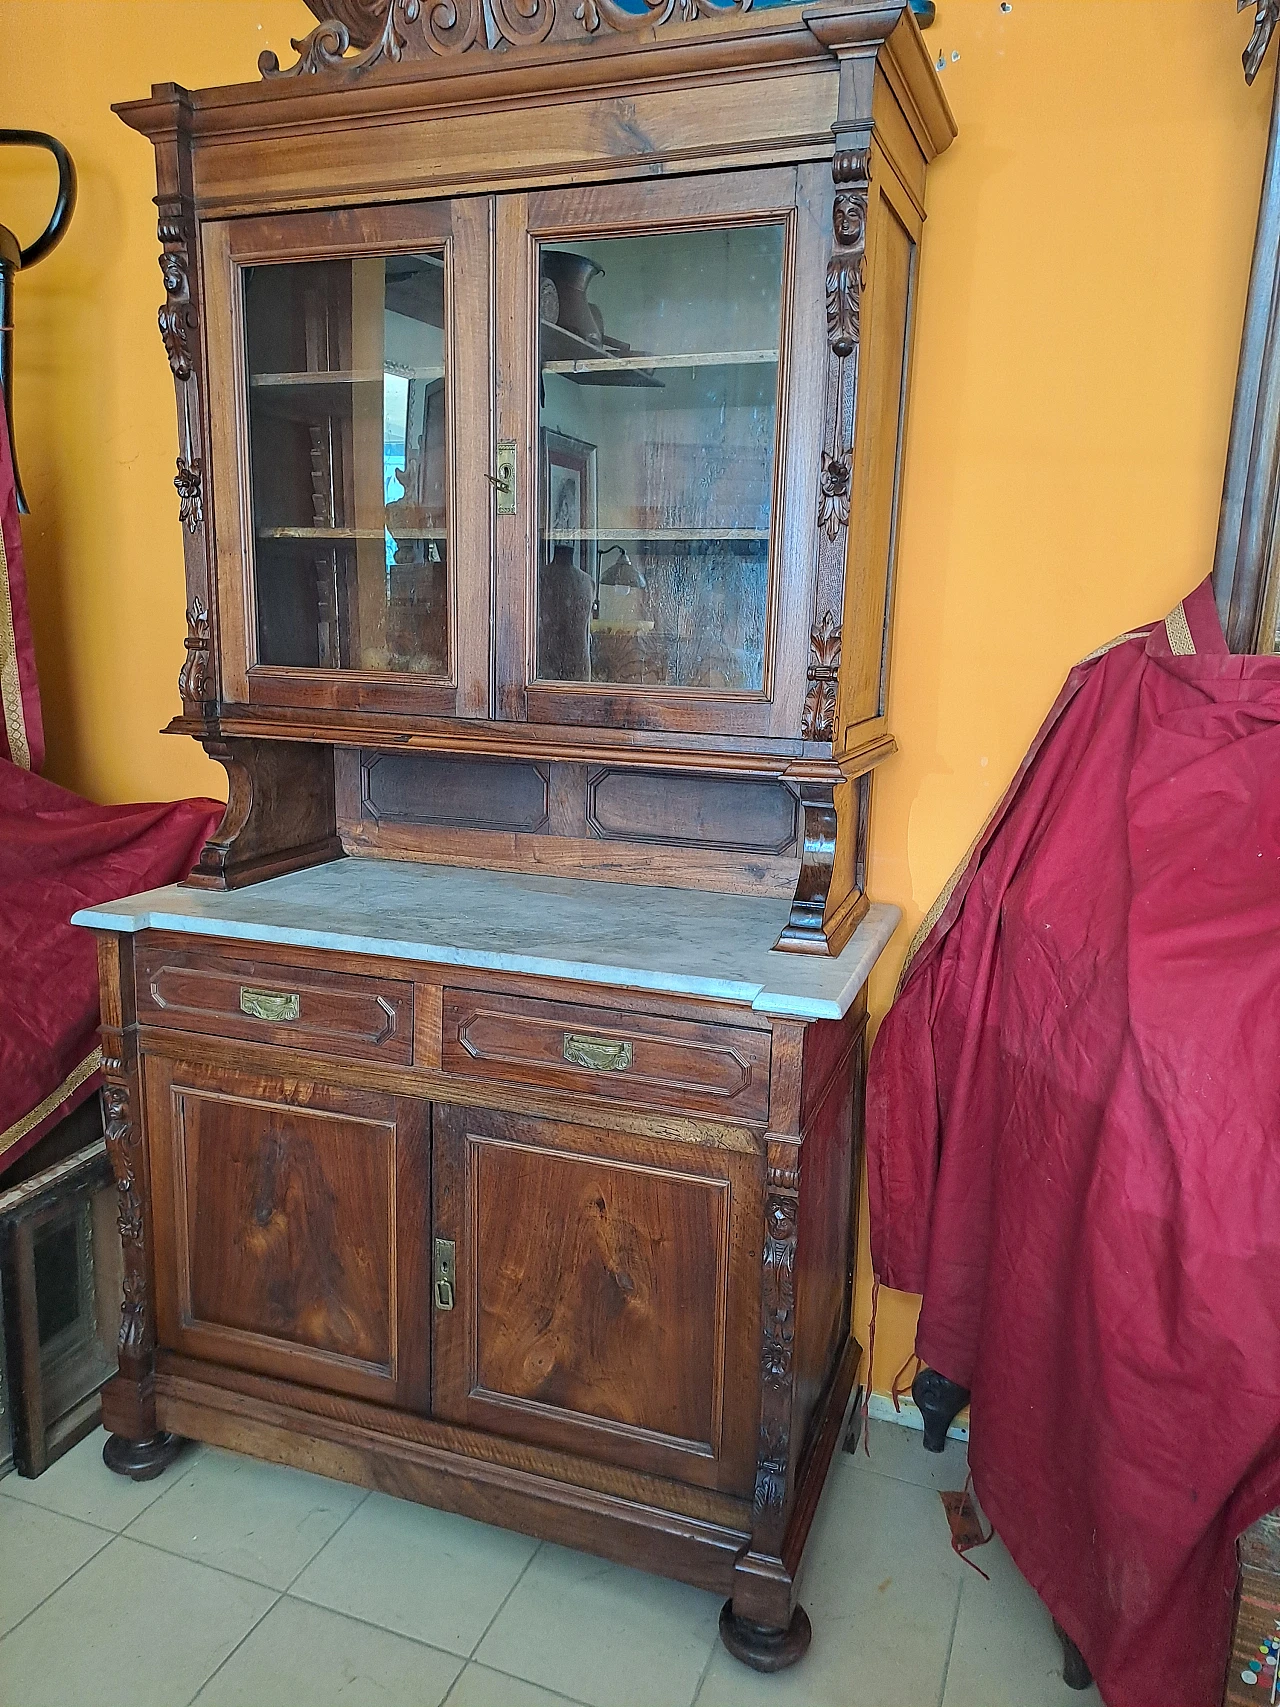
71,859,901,1021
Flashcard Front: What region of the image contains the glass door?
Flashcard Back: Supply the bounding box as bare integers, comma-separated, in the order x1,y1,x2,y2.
205,199,492,718
495,169,824,738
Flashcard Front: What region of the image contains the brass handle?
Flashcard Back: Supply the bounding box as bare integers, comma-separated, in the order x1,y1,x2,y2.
434,1237,456,1311
239,986,300,1023
563,1033,633,1072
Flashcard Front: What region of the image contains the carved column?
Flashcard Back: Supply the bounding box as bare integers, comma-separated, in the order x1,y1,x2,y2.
150,90,218,721
97,934,180,1479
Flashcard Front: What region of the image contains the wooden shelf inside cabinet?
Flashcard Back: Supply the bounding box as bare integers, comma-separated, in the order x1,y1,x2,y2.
542,345,779,376
250,369,445,387
257,526,446,541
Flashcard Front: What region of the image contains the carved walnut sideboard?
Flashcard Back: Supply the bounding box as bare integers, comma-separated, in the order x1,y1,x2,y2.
76,0,953,1669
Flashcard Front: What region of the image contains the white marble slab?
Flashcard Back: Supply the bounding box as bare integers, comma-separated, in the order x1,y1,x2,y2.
72,859,901,1021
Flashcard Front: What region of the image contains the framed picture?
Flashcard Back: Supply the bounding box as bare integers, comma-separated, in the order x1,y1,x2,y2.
541,428,598,582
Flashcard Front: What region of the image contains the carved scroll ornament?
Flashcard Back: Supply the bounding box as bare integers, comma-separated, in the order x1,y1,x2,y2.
260,0,753,75
177,596,213,704
157,219,196,383
102,1040,150,1364
753,1184,798,1518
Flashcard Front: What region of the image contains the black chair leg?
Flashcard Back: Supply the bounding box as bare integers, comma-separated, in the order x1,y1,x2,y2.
911,1366,970,1453
1054,1622,1093,1690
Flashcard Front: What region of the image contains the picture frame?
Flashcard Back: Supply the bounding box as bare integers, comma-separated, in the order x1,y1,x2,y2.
541,428,598,584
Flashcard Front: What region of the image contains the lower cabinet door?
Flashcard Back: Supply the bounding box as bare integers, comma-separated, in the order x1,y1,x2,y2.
431,1102,762,1493
144,1055,431,1409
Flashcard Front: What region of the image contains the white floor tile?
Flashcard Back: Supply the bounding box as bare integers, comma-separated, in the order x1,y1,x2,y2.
475,1542,720,1707
191,1593,463,1707
0,1500,111,1638
290,1491,539,1656
125,1445,366,1588
0,1427,199,1532
0,1535,273,1707
941,1532,1101,1707
447,1662,590,1707
695,1458,963,1707
851,1417,971,1492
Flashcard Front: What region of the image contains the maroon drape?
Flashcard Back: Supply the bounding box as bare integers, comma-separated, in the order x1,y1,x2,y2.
866,577,1280,1707
0,757,222,1174
0,388,44,771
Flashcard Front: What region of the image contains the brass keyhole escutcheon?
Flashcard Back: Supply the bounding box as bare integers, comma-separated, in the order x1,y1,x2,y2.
434,1237,456,1311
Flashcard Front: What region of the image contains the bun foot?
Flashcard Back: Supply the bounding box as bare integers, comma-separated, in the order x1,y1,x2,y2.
1054,1623,1093,1690
718,1602,812,1672
911,1366,971,1453
103,1431,182,1481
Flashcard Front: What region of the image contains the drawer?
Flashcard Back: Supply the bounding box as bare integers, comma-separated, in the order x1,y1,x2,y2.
136,944,413,1064
441,988,770,1121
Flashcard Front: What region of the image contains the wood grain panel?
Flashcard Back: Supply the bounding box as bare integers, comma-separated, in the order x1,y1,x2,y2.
432,1103,761,1491
362,751,550,832
586,768,798,855
136,944,413,1064
442,988,770,1121
144,1057,430,1408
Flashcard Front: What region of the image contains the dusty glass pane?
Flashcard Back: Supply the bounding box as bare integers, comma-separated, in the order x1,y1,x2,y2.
243,252,449,676
535,223,785,690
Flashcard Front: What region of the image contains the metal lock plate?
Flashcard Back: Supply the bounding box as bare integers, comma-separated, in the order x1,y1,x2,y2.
433,1237,456,1311
493,441,517,514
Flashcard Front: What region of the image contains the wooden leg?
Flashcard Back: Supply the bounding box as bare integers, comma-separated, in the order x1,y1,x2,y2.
718,1602,812,1672
1053,1622,1093,1690
911,1365,970,1453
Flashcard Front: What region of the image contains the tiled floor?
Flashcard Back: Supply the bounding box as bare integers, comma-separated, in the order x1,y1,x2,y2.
0,1420,1100,1707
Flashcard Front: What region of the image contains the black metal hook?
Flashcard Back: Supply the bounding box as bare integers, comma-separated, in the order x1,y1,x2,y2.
0,130,78,514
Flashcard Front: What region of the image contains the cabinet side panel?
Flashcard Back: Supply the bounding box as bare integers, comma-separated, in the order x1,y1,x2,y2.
839,175,918,740
792,1018,863,1455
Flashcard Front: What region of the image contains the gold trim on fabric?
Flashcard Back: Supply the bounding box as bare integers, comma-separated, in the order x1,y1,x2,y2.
0,515,31,770
896,621,1154,997
0,1047,102,1164
1164,601,1196,657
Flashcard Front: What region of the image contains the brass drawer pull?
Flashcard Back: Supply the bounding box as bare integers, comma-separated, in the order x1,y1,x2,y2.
563,1033,633,1072
239,986,301,1023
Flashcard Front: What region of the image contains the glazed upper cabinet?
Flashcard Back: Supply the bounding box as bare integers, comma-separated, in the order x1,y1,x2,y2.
119,0,954,955
207,171,826,739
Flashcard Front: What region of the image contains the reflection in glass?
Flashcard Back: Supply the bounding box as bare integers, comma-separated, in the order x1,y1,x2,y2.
243,253,449,676
535,223,785,691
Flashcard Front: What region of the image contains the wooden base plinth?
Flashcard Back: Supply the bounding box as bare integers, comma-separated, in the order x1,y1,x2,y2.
718,1602,812,1672
102,1431,182,1481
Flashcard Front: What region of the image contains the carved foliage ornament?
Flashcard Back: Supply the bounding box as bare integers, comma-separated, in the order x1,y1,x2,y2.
753,1188,798,1515
178,596,213,704
801,609,842,743
260,0,752,75
157,218,196,383
175,458,203,534
1241,0,1280,84
102,1053,149,1361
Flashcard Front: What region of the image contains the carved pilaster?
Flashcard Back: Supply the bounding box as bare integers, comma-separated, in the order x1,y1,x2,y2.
752,1146,801,1546
155,170,218,713
100,1026,152,1378
806,145,870,746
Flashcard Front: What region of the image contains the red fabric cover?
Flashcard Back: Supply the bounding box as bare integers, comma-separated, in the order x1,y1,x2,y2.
866,576,1280,1707
0,757,222,1175
0,388,45,771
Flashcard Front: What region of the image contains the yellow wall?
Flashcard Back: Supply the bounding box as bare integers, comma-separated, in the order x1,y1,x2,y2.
0,1,1270,1391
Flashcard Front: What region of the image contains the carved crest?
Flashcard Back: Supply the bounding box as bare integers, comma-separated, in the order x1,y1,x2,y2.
261,0,753,76
178,596,213,704
174,457,203,534
801,610,842,743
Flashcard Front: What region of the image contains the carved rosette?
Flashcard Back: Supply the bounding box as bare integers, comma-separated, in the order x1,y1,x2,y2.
753,1172,799,1521
801,610,842,743
260,0,752,75
174,457,203,535
177,596,213,705
101,1034,151,1367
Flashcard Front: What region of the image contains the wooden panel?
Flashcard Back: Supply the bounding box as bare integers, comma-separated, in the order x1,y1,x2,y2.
136,944,413,1065
586,768,798,855
838,163,920,741
144,1058,429,1408
362,751,550,832
442,988,770,1121
432,1103,761,1491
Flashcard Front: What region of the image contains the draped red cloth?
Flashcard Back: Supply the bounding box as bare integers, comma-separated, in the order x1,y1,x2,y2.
866,576,1280,1707
0,390,44,772
0,757,222,1176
